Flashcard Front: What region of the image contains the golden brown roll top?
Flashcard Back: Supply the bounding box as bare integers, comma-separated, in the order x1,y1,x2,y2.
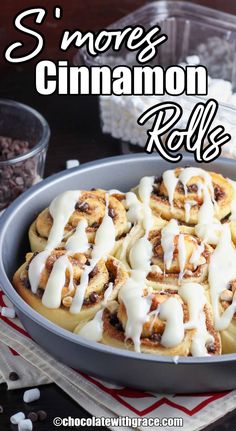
116,218,213,286
102,284,221,356
147,167,233,226
29,189,130,252
13,249,128,332
148,227,213,285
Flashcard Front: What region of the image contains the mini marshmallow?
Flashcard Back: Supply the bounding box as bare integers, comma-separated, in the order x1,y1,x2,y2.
18,419,33,431
66,159,80,169
23,388,40,403
10,412,25,424
1,306,16,319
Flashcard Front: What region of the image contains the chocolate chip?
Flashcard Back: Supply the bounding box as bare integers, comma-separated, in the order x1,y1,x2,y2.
0,405,3,413
214,185,224,201
89,267,98,279
75,201,89,212
0,136,38,210
23,277,31,289
109,314,119,326
9,372,19,381
37,410,47,421
27,411,38,422
89,292,99,303
150,333,162,342
154,176,162,184
108,207,115,218
115,322,123,331
91,222,100,229
187,184,198,193
36,288,44,298
206,342,215,353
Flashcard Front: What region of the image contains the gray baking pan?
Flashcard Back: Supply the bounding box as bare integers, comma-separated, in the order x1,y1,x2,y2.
0,154,236,393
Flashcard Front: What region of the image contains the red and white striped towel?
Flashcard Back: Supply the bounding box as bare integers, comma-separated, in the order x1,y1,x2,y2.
0,289,235,431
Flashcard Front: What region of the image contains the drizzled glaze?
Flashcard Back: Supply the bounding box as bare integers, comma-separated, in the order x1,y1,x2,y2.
229,179,236,221
28,192,116,313
42,255,74,308
159,297,184,348
179,283,213,356
163,170,178,212
76,282,114,341
46,191,81,250
209,224,236,331
189,244,205,270
161,219,179,270
65,219,89,253
70,195,116,314
161,168,221,242
178,234,187,281
119,176,154,352
138,176,155,234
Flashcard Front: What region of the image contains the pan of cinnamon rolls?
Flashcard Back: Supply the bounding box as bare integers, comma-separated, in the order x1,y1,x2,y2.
2,155,236,392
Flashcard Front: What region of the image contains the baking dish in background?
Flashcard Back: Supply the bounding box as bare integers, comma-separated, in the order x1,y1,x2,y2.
1,154,236,393
75,1,236,156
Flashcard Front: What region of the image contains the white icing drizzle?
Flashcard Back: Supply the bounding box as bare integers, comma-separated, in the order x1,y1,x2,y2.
162,167,217,227
119,177,155,352
179,283,206,329
161,219,179,270
125,192,143,225
159,297,184,348
162,170,178,212
228,179,236,221
173,355,179,364
78,309,104,342
70,194,116,314
65,219,89,253
119,270,152,352
180,282,214,356
76,282,114,342
191,311,214,357
209,224,236,330
42,255,74,308
103,282,114,305
129,236,152,272
178,234,186,281
178,167,214,197
195,184,222,245
149,305,161,332
138,176,155,235
190,243,205,270
28,250,50,294
28,191,82,298
184,200,196,223
46,191,81,250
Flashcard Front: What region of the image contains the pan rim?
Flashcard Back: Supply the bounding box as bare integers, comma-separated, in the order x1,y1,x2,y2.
0,153,236,365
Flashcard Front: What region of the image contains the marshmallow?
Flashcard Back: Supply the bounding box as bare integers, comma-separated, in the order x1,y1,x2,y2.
23,388,40,403
18,419,33,431
1,306,16,319
66,159,80,169
10,412,25,424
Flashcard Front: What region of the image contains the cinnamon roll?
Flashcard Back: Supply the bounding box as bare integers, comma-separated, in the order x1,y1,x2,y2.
208,224,236,353
135,168,233,233
101,283,221,356
116,219,213,286
13,249,128,332
29,189,130,252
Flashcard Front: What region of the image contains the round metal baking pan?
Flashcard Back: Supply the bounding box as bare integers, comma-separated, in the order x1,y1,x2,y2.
0,154,236,393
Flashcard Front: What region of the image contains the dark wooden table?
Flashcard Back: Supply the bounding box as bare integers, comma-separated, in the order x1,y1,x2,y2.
1,0,236,429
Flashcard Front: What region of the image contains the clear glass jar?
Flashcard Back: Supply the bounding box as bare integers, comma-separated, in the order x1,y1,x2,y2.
0,99,50,210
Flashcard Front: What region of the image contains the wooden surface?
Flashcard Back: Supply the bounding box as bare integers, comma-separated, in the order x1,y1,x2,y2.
1,0,236,429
